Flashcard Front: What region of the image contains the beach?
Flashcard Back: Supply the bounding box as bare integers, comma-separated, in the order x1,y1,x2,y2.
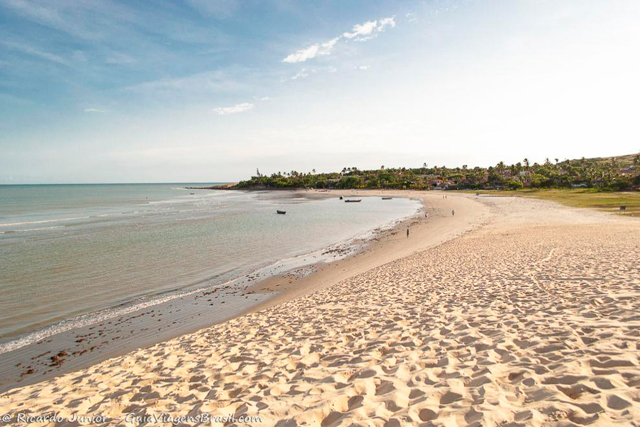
0,187,422,392
1,191,639,425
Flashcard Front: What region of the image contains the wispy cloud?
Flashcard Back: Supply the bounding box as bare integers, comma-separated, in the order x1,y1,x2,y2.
406,12,417,23
356,65,370,70
282,16,396,63
343,17,395,41
282,37,339,64
1,40,70,66
260,96,271,101
84,108,108,113
126,70,248,95
105,52,136,65
185,0,239,19
282,66,342,82
1,0,227,46
291,69,311,80
1,0,101,40
213,102,254,115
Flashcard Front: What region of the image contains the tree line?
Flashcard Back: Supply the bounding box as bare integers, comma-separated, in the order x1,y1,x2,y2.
237,154,640,191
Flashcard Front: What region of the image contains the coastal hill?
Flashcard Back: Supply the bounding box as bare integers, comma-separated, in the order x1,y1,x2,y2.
234,153,640,191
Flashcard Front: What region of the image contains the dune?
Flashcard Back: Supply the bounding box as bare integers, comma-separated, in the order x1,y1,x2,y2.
1,192,639,426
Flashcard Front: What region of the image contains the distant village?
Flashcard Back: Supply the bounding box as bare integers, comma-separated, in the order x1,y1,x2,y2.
238,154,640,191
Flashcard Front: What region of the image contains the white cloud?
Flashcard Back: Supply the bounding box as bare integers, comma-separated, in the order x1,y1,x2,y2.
406,12,417,23
260,96,271,101
282,16,396,64
356,65,370,70
343,17,396,41
282,37,340,63
84,108,108,113
213,102,254,115
379,17,395,29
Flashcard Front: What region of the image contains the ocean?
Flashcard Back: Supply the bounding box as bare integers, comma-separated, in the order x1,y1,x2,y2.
0,184,421,353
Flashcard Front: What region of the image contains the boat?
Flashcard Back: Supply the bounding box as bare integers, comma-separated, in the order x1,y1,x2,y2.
339,196,343,200
345,199,362,203
190,192,195,195
382,197,392,200
277,210,287,214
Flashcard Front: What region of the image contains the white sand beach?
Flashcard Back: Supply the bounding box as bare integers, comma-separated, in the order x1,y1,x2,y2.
1,192,639,426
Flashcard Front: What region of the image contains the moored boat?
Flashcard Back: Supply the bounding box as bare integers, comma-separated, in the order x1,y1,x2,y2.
345,199,362,203
277,210,287,214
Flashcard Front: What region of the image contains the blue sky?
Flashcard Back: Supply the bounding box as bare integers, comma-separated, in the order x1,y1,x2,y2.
1,0,639,183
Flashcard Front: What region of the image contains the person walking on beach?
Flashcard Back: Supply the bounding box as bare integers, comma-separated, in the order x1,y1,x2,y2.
407,228,410,238
452,209,455,216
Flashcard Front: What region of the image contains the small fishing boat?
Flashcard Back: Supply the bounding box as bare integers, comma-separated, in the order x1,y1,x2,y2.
382,197,392,200
277,210,287,214
339,196,343,200
345,199,362,203
190,192,195,195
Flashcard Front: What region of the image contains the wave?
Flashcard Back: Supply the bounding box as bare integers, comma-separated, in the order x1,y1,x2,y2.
11,226,65,233
0,216,90,228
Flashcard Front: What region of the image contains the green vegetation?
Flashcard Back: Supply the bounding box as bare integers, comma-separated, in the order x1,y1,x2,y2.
238,154,640,192
470,189,640,218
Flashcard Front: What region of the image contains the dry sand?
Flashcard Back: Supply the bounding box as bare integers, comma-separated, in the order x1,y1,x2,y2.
1,192,639,426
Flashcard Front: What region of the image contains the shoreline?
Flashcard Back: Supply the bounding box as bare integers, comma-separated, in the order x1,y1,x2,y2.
0,190,448,393
244,189,491,315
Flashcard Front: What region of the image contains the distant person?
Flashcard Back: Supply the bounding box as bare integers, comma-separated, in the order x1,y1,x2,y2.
407,228,410,238
452,209,455,216
425,212,428,218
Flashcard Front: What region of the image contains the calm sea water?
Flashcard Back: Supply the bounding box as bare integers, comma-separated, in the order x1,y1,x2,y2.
0,184,420,350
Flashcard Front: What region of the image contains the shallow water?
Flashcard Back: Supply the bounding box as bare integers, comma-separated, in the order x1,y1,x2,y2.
0,184,420,350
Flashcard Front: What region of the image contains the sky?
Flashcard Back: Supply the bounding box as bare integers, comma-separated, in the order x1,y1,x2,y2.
1,0,639,183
